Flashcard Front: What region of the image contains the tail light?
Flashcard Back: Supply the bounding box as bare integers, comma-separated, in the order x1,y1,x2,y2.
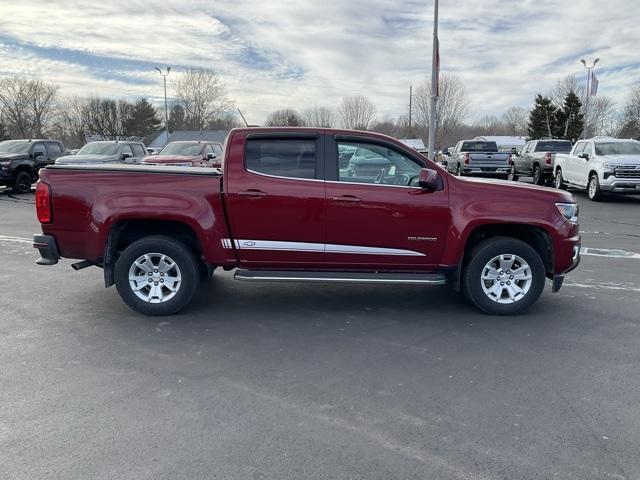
545,152,552,165
36,182,52,224
464,153,470,165
508,154,513,164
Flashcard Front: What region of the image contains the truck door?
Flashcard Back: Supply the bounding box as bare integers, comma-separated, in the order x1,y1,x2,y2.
224,132,326,267
566,141,586,184
324,136,450,269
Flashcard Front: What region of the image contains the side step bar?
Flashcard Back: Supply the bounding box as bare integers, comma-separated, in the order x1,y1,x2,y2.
234,269,447,285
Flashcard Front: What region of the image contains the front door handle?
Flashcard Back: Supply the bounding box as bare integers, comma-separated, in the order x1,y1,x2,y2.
332,195,361,203
238,189,267,198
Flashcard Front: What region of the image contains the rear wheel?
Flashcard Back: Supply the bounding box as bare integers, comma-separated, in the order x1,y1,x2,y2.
114,235,200,315
463,237,545,315
532,165,544,185
554,168,566,190
587,173,603,201
12,171,32,194
455,164,462,176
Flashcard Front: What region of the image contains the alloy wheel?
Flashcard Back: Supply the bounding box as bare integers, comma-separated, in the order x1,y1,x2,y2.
128,253,182,303
480,254,532,304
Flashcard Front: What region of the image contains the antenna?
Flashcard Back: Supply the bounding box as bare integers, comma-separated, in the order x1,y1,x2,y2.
237,107,249,127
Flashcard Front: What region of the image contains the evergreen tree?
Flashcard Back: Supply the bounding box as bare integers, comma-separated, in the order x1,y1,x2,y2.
123,98,161,138
168,104,185,132
554,91,583,141
527,95,557,139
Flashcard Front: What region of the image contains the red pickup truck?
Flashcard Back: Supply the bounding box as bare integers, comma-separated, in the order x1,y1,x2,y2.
33,128,580,316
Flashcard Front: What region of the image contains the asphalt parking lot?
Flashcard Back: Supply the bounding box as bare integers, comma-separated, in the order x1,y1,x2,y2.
1,185,639,480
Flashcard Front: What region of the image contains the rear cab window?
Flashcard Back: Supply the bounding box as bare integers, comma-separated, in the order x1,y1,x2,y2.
245,138,318,180
460,141,498,152
535,141,572,153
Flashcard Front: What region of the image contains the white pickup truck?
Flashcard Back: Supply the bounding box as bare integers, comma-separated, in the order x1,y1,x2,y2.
553,137,640,201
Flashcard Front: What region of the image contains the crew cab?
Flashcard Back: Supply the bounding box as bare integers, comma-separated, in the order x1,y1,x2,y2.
33,128,581,316
0,139,66,193
443,140,512,178
141,141,223,168
509,139,573,185
55,141,147,165
553,137,640,201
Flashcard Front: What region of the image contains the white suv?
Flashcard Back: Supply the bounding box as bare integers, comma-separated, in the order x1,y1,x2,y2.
553,137,640,201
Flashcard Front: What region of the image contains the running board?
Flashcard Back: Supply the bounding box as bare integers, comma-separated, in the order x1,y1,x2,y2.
234,270,447,285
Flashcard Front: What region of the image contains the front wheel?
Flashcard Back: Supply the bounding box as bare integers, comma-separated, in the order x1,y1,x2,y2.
507,164,519,182
587,173,604,201
12,171,32,194
114,236,200,315
554,168,566,190
455,164,462,176
463,237,545,315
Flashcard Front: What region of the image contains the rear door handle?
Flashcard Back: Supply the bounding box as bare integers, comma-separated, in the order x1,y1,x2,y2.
238,189,267,198
332,195,361,203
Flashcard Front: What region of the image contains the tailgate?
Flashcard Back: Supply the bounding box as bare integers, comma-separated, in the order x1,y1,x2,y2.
468,152,510,166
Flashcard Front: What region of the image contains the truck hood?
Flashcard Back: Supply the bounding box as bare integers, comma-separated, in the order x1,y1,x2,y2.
0,153,27,161
456,176,575,202
601,155,640,166
55,154,119,164
143,155,200,165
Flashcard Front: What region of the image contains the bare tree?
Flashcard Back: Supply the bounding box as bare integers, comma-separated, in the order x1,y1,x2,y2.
585,96,617,137
174,69,233,130
618,85,640,138
338,96,377,130
265,109,306,126
51,96,89,148
0,77,58,138
413,74,469,150
84,97,136,140
501,106,528,135
550,74,584,107
303,106,335,127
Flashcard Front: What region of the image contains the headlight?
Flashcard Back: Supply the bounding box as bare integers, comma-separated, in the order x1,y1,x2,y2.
555,202,579,224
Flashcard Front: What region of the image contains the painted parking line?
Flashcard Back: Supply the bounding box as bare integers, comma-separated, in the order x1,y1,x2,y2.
580,247,640,260
0,235,33,245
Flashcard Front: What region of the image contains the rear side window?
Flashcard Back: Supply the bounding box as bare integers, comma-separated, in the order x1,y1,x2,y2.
246,139,316,179
461,141,498,152
46,142,62,154
535,141,572,153
131,144,146,157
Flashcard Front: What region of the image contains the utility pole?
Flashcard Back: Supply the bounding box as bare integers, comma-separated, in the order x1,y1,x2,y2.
427,0,439,160
409,85,413,135
580,58,599,139
155,67,171,143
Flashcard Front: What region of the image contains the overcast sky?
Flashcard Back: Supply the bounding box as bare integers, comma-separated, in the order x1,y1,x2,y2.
0,0,638,124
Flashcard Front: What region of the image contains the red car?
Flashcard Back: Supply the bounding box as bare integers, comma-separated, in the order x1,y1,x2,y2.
142,141,224,168
33,127,580,316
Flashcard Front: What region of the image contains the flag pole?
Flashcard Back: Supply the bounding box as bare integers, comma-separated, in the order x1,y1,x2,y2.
427,0,439,160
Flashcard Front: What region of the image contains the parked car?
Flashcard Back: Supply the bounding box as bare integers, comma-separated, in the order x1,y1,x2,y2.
55,141,147,165
34,127,580,317
553,137,640,201
509,139,573,185
141,141,224,168
0,139,66,193
443,140,511,178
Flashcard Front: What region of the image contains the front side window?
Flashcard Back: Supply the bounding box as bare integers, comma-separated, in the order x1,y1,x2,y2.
46,142,62,154
338,141,422,186
31,143,46,156
131,144,146,157
206,144,215,156
121,144,134,156
572,142,586,155
246,139,316,179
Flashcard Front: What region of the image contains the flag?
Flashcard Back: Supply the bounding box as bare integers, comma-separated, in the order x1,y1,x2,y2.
590,72,599,96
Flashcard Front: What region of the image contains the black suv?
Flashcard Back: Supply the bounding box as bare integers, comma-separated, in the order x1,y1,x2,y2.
0,139,67,193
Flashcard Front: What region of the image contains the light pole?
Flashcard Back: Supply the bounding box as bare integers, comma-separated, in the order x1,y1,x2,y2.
427,0,439,160
580,58,599,139
155,67,171,143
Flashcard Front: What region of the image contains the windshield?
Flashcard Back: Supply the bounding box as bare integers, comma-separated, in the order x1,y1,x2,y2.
0,141,30,154
77,143,119,156
535,141,572,153
461,141,498,152
595,142,640,156
159,143,203,156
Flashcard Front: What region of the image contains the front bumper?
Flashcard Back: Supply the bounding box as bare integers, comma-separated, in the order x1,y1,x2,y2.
552,237,581,292
33,234,60,265
600,177,640,193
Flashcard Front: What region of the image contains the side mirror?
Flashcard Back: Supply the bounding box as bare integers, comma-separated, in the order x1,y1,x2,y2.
578,153,589,160
444,149,451,156
442,159,448,166
33,151,45,158
418,168,440,190
122,153,132,160
207,153,216,160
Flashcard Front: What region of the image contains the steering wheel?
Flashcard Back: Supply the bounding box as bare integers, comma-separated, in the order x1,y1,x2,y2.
374,168,387,184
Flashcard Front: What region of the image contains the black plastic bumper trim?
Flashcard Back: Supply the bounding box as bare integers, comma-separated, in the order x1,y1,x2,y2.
33,234,60,265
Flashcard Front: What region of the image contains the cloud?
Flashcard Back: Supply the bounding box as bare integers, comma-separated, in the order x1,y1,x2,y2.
0,0,638,124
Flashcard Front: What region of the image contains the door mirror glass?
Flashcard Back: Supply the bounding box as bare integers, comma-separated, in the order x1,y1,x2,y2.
207,152,216,159
122,152,132,160
418,168,439,190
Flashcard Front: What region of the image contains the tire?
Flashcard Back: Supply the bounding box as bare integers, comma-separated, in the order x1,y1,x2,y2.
12,171,32,194
463,237,546,315
554,168,566,190
114,235,200,316
587,173,603,201
532,165,544,186
507,164,519,182
455,164,462,176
